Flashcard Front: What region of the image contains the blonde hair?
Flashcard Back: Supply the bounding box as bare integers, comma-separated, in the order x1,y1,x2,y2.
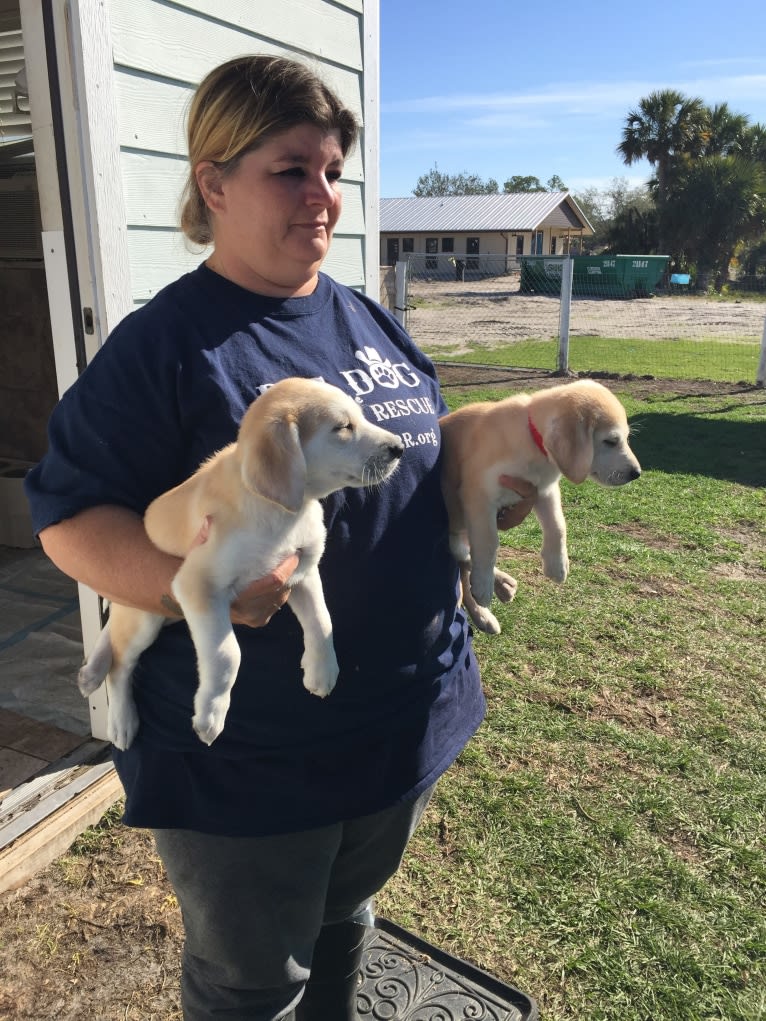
180,55,359,245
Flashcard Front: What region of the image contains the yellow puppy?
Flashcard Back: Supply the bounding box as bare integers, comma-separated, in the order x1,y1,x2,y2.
78,378,403,748
440,379,641,634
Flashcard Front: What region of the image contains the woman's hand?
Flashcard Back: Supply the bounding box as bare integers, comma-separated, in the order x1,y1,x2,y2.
496,475,537,530
230,554,299,627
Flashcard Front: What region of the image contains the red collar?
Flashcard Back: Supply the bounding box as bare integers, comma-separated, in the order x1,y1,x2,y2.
528,415,548,457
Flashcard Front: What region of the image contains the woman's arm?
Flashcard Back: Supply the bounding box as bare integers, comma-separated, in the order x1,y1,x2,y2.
40,505,296,626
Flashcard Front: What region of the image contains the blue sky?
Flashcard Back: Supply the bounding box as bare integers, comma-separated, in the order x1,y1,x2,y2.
379,0,766,199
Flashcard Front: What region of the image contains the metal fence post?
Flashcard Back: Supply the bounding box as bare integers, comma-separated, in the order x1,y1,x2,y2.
394,260,408,328
558,256,574,374
757,312,766,387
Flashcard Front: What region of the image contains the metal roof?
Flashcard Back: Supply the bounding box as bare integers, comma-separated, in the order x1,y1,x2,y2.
380,193,594,234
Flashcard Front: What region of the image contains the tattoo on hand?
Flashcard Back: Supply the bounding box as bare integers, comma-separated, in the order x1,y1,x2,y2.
161,593,184,618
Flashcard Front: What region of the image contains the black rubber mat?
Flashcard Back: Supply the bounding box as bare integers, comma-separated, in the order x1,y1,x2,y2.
360,916,538,1020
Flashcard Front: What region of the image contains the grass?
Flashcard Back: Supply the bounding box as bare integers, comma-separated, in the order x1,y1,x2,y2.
717,287,766,304
377,385,766,1021
422,335,761,383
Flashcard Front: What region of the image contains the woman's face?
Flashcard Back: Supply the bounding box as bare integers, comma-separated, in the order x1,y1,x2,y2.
197,123,345,297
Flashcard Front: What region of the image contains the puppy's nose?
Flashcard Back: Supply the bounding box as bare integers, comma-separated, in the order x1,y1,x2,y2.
389,440,404,459
629,466,641,480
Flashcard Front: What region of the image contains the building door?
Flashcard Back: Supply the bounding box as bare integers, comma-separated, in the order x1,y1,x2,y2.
467,236,479,269
386,238,399,265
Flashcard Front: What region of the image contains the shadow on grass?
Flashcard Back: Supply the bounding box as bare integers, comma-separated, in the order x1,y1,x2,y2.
630,407,766,486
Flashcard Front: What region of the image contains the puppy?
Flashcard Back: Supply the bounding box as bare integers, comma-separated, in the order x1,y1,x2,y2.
78,378,404,749
439,379,641,634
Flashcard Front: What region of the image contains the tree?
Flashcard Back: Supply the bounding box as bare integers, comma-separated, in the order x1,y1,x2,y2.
572,177,654,253
741,123,766,162
617,89,707,246
700,102,750,156
413,163,498,196
503,175,545,192
412,166,569,196
604,205,660,255
739,236,766,277
663,155,766,290
613,94,766,280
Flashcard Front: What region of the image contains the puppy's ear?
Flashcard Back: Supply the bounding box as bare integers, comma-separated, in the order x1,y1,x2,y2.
238,411,306,512
543,413,594,484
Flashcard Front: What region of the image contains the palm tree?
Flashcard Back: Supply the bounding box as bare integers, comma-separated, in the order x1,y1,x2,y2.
617,89,707,249
740,123,766,163
700,103,750,156
663,155,766,290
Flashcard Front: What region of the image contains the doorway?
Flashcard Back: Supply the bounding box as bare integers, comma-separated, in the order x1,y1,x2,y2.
466,236,479,270
0,13,92,803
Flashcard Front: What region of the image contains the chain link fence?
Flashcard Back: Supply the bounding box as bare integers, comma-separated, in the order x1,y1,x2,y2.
392,254,766,386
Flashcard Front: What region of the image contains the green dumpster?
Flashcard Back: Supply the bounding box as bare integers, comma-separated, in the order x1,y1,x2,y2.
518,257,564,295
520,255,670,297
573,254,669,297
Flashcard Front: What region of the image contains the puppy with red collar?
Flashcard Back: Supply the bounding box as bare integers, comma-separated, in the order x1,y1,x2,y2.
440,380,641,634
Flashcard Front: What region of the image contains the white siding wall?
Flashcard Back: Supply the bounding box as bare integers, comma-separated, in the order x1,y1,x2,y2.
109,0,370,306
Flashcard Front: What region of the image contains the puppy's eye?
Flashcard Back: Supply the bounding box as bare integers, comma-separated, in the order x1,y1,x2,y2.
333,421,353,434
603,438,619,447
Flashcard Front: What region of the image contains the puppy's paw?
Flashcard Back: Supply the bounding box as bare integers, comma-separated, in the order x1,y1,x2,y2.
107,701,140,751
493,569,518,604
468,604,502,635
542,551,569,584
193,694,231,746
302,647,340,699
78,661,104,697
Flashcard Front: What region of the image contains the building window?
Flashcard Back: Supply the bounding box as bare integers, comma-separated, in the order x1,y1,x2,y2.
425,237,438,269
441,237,454,253
550,236,557,255
516,235,524,256
402,237,414,253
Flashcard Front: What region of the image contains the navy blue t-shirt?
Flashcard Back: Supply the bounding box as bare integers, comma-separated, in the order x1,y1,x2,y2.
25,266,485,835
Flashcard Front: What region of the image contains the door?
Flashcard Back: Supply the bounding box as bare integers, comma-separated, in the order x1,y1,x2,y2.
467,236,479,270
20,0,133,740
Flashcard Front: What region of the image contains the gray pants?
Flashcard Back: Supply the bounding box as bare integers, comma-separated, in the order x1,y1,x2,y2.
153,786,433,1020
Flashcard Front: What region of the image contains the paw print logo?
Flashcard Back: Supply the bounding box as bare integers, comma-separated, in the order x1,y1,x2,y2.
354,347,399,387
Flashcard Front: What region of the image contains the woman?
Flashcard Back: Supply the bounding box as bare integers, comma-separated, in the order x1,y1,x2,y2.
25,56,534,1020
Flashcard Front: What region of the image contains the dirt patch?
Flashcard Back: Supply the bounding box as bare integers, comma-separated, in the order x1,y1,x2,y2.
406,277,766,352
0,817,184,1020
434,361,760,399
